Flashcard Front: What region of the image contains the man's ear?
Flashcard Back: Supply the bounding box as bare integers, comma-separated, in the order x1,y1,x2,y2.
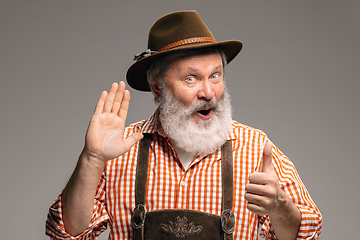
151,78,161,99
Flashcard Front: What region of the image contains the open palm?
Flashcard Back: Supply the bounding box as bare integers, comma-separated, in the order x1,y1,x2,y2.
84,81,143,162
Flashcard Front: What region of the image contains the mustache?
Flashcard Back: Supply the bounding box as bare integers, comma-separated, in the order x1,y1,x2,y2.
186,98,219,114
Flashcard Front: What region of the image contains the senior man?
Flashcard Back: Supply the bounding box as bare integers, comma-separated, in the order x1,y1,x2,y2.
46,10,322,240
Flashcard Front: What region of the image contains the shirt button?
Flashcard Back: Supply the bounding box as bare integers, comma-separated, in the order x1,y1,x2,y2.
180,181,187,187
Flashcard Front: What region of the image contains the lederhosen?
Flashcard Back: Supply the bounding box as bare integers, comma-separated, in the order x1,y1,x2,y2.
131,134,236,240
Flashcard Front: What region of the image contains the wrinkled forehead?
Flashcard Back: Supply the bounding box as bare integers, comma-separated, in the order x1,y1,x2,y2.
167,52,223,72
154,47,227,77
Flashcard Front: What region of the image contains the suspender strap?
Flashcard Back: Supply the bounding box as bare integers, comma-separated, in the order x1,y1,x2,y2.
221,140,235,240
221,140,233,211
132,133,152,240
135,133,152,206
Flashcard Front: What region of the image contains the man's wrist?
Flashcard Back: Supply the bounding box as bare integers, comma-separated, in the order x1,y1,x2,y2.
79,149,107,173
267,190,301,240
270,190,300,222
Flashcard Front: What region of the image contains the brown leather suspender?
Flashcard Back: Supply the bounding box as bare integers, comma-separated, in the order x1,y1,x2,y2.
221,140,235,240
132,134,235,240
135,134,152,207
132,133,152,239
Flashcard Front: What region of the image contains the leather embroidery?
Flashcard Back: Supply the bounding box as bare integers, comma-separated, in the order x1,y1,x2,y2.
160,216,203,238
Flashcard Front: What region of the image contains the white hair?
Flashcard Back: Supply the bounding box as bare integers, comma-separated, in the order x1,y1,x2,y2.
158,81,233,156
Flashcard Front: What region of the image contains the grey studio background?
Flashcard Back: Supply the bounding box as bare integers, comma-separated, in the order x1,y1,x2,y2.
1,1,359,239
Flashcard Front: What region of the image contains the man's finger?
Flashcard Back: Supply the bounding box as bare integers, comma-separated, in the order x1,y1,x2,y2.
118,89,130,120
94,91,107,114
111,81,126,114
124,132,144,150
104,82,118,113
261,141,273,173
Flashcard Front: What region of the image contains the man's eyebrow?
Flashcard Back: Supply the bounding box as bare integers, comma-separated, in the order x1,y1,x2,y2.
186,65,223,72
213,65,222,71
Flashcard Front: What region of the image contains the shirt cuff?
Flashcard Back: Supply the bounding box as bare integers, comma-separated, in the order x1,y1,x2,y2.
259,204,322,240
45,194,109,240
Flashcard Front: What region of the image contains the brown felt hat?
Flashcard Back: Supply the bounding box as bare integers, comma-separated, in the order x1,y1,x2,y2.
126,10,243,91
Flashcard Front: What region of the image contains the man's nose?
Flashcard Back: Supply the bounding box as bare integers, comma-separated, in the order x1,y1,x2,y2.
197,80,214,100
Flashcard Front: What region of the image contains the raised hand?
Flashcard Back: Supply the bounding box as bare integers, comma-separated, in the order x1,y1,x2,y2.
245,141,284,216
83,81,143,162
62,81,143,236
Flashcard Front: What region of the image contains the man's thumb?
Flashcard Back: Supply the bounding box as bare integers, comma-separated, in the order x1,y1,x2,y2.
261,141,273,173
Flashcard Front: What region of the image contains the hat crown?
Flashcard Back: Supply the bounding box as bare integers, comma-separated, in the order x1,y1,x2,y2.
148,10,215,51
126,10,242,91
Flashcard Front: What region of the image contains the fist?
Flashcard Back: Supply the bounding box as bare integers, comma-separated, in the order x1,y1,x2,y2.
245,141,285,216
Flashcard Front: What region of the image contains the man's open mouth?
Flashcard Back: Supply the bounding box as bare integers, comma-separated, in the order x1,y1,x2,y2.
198,109,211,115
197,108,213,119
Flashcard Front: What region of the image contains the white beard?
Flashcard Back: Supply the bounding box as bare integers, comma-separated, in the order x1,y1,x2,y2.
158,85,233,156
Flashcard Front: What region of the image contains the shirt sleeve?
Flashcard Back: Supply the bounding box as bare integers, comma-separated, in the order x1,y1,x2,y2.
259,144,323,240
45,172,110,240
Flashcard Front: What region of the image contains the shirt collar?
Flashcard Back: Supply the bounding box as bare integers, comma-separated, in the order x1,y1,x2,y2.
227,121,236,140
139,108,161,134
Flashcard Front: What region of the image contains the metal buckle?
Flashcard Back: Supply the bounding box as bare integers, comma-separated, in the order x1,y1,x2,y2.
131,204,146,229
221,209,235,235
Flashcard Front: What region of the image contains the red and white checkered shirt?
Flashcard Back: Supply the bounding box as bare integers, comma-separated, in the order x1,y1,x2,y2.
46,110,322,239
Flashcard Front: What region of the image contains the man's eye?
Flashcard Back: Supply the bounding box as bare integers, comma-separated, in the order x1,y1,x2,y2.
185,76,196,82
211,74,219,79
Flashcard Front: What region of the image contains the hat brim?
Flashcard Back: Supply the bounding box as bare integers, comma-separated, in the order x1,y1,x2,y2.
126,40,243,91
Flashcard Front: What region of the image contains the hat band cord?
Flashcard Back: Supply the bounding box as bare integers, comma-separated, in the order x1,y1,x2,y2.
158,37,217,52
133,37,217,62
